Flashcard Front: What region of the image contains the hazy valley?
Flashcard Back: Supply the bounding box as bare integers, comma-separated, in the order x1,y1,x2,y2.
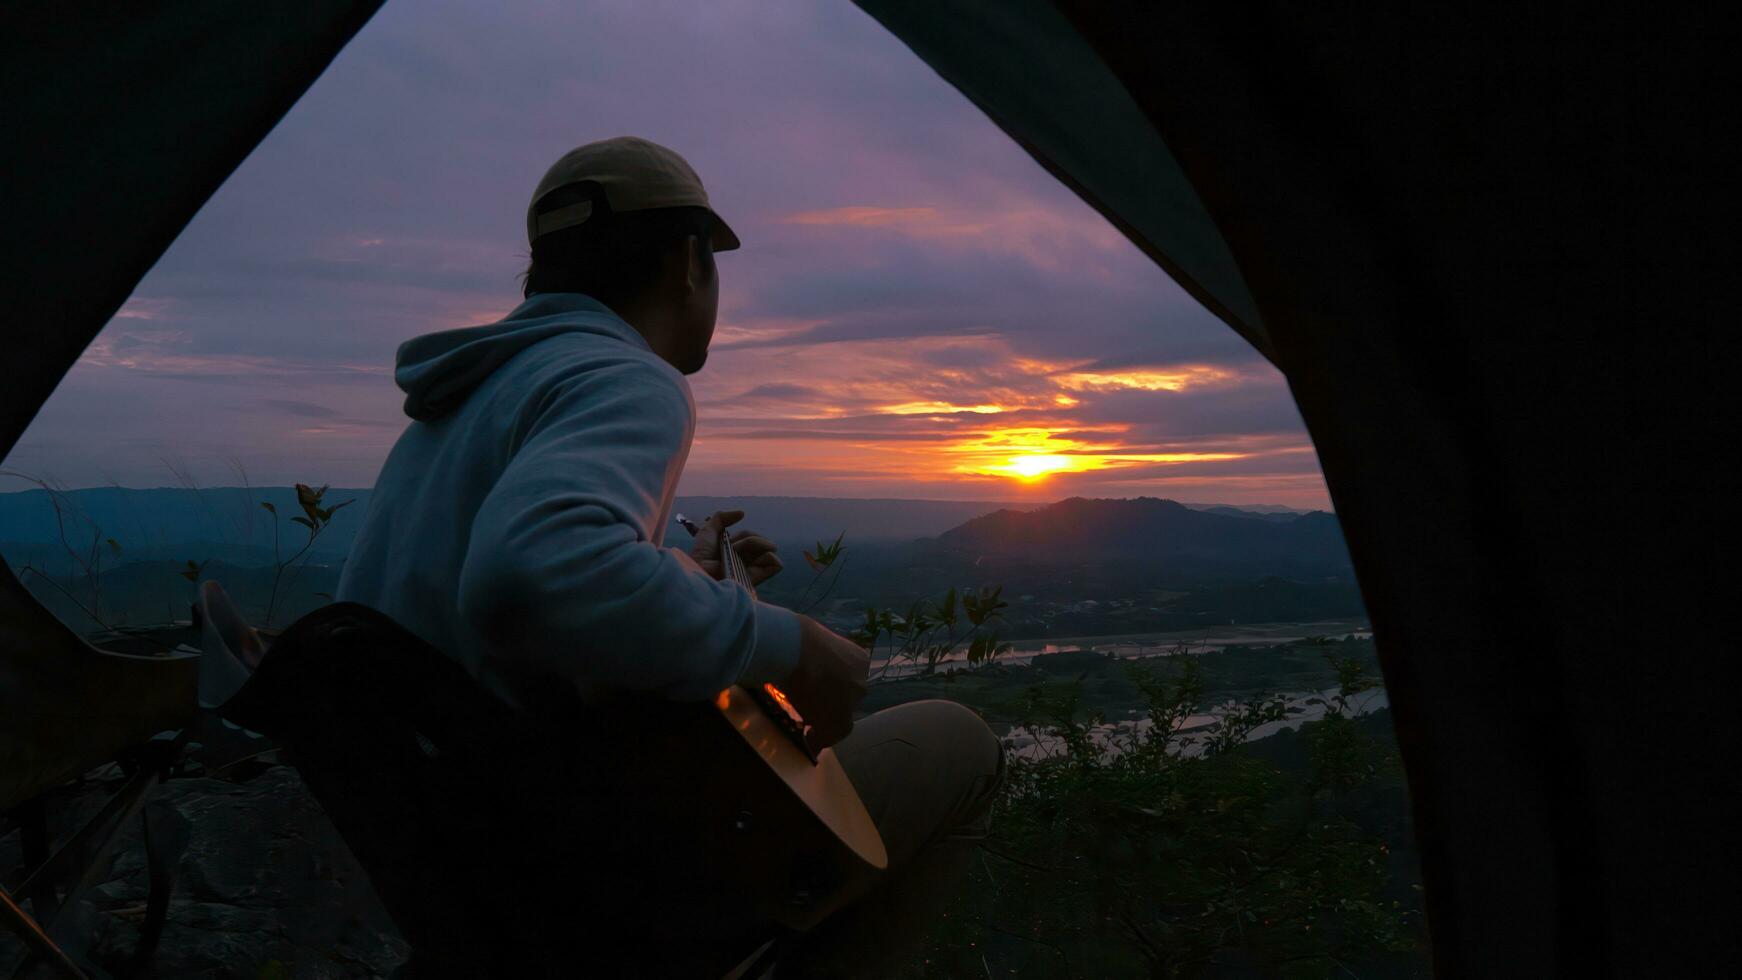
1,488,1358,640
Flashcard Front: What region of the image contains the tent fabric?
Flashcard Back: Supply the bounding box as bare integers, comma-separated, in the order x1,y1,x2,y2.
2,1,1737,975
858,2,1739,975
0,2,386,465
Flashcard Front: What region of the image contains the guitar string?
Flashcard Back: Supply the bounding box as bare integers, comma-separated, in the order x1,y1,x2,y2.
726,522,832,768
723,522,755,595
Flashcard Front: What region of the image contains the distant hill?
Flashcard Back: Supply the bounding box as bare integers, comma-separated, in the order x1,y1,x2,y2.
667,495,1037,546
1,489,1340,572
1197,505,1302,523
4,489,1358,637
1179,501,1313,516
935,497,1351,572
0,488,1038,566
0,488,1335,570
0,487,373,570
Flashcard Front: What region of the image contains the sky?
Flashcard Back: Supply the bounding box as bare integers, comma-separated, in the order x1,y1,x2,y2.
2,0,1330,509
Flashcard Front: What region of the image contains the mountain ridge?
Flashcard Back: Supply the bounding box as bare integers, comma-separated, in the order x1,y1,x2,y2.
934,496,1349,572
0,487,1321,556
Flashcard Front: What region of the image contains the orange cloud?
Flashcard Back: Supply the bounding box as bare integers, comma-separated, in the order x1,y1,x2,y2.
768,201,1139,275
1056,364,1241,392
113,297,177,322
779,206,945,227
710,315,827,347
775,205,993,241
878,400,1007,415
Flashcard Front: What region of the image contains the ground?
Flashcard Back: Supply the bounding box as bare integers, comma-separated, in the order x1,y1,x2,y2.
2,763,404,979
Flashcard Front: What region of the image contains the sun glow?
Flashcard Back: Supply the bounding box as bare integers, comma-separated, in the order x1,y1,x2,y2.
948,427,1249,482
994,454,1086,480
949,428,1098,481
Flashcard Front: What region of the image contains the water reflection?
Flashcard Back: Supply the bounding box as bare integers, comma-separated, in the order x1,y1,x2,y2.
871,618,1373,679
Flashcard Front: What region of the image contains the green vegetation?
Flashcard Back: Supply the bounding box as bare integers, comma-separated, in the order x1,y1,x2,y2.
876,649,1423,978
856,634,1382,726
850,584,1014,677
832,546,1424,978
800,530,1015,677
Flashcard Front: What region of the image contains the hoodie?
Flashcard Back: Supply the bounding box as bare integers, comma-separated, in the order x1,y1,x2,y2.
335,292,801,708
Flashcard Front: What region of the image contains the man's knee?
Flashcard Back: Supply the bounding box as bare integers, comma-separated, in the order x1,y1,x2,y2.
835,698,1007,854
907,699,1004,835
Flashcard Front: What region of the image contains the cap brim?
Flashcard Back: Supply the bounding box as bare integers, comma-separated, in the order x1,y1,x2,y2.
708,211,742,252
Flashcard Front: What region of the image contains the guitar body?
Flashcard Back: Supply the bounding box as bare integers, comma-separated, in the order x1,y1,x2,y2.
560,685,882,970
478,514,886,969
697,685,886,930
604,515,888,935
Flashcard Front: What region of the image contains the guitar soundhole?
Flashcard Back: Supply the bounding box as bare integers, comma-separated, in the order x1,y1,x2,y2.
752,684,818,764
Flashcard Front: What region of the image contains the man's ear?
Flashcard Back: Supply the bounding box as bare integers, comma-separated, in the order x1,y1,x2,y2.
660,235,700,296
683,234,707,293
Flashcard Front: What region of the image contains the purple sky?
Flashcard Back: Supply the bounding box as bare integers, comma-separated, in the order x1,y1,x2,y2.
3,1,1329,508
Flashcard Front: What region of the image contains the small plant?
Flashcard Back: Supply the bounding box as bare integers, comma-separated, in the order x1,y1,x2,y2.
259,483,353,627
793,531,848,615
854,584,1012,678
1324,653,1379,717
1304,655,1392,795
1201,690,1295,757
3,469,126,632
803,531,845,572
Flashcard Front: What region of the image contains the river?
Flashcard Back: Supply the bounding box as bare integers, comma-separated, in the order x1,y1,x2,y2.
871,617,1373,679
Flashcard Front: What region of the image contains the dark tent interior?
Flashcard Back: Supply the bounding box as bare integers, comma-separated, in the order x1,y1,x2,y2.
3,2,1737,976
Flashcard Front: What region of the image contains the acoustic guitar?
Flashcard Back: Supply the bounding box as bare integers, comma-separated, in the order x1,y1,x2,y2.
195,509,886,959
661,512,887,933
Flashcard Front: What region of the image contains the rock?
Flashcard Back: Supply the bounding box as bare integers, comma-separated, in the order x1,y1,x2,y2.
2,764,407,978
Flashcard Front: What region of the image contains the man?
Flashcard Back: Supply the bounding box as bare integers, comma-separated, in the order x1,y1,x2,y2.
336,136,1004,976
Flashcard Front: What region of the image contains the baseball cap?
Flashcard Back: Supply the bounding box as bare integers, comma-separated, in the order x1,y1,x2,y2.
526,136,741,252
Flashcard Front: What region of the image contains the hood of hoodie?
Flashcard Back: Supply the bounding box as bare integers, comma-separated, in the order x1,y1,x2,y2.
394,292,652,421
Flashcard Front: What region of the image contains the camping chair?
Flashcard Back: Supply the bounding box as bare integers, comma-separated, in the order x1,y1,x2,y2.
212,599,788,979
1,559,200,978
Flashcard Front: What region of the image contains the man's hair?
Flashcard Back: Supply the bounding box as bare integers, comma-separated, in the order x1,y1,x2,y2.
521,180,716,307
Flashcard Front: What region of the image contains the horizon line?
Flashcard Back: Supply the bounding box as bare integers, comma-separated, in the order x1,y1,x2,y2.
0,484,1319,511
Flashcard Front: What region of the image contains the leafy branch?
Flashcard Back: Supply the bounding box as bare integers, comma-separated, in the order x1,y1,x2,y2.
793,531,848,615
260,483,352,627
854,584,1012,679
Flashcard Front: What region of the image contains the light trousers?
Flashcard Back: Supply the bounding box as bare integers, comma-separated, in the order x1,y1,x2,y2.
775,699,1007,978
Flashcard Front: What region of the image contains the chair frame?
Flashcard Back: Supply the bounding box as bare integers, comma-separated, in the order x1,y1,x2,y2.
1,733,190,980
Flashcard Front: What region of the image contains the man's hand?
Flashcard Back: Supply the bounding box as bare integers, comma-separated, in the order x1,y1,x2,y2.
780,614,871,754
689,510,783,587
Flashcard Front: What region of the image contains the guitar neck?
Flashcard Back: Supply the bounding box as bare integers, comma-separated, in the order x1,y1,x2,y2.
700,517,749,598
678,513,758,598
721,525,756,597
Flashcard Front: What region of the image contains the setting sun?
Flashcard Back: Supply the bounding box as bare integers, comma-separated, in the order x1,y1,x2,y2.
942,426,1252,484
997,454,1082,480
